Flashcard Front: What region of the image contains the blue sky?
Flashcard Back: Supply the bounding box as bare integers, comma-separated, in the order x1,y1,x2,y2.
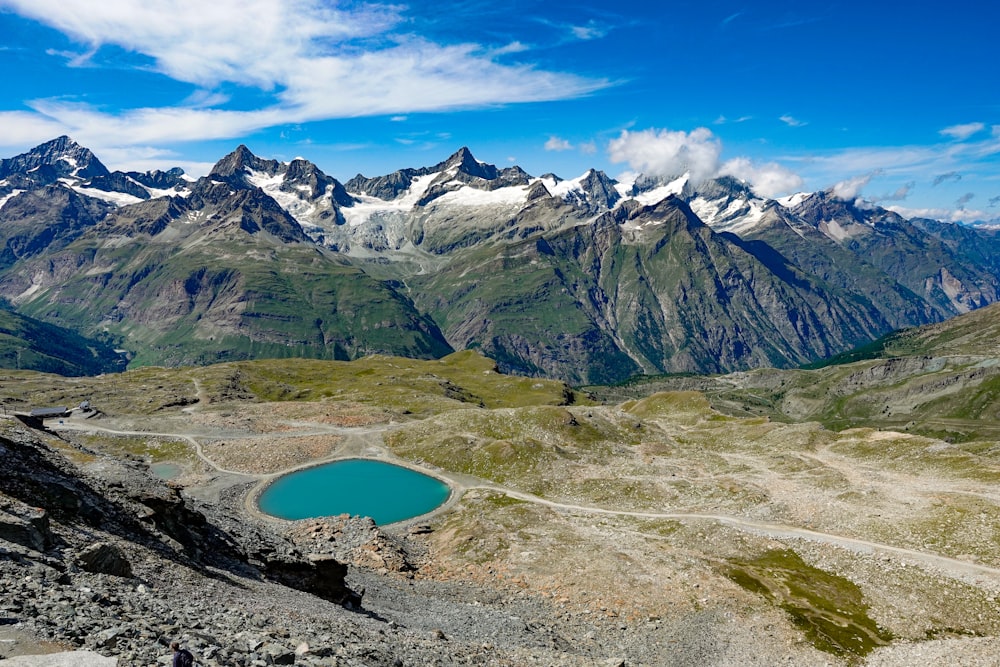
0,0,997,222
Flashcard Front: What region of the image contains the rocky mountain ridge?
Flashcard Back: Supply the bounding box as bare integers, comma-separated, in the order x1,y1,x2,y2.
0,137,998,382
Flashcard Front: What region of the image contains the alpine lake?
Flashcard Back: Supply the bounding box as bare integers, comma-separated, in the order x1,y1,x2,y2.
258,458,451,526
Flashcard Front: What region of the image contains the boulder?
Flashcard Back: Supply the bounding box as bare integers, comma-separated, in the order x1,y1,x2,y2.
261,553,355,606
75,542,133,578
0,505,52,552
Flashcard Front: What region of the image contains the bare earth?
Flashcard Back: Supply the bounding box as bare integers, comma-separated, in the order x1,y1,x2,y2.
50,388,1000,666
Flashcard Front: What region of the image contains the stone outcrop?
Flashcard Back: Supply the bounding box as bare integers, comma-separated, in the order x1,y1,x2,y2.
0,501,52,552
74,542,133,578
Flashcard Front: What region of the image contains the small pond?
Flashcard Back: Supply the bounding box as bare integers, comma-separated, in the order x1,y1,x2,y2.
150,462,181,480
258,458,450,525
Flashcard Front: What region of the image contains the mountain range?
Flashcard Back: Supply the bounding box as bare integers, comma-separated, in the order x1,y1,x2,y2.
1,136,998,383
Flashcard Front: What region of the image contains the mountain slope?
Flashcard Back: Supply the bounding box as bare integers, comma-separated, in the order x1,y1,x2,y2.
0,180,452,367
409,195,895,383
0,306,124,376
2,137,999,382
590,301,1000,443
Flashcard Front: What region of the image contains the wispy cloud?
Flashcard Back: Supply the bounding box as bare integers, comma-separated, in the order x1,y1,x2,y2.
831,171,881,200
940,122,986,140
932,171,962,186
872,181,915,203
491,41,531,57
721,11,746,26
956,192,976,207
779,114,807,128
989,195,1000,208
714,115,752,125
544,136,573,151
570,21,608,41
887,204,990,224
781,134,1000,188
0,0,608,151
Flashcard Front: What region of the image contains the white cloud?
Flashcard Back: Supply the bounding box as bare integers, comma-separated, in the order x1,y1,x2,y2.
0,0,608,152
491,41,530,56
570,22,608,40
390,116,408,122
779,114,807,127
544,136,573,151
718,157,803,198
608,126,803,196
96,145,214,176
940,122,986,140
714,115,752,125
831,172,880,200
873,181,915,202
579,141,597,155
608,127,722,185
0,111,68,148
888,204,991,224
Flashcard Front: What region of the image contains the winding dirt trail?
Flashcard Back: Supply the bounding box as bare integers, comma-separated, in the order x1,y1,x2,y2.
490,488,1000,581
49,417,1000,585
54,422,242,475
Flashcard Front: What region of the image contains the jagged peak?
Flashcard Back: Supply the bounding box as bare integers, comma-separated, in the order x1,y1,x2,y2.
35,135,81,152
444,146,477,168
0,135,109,181
210,144,263,177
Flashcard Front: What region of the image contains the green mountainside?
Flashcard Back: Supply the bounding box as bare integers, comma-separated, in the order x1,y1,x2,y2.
0,306,124,376
1,138,998,381
585,301,1000,442
2,181,451,368
412,196,893,384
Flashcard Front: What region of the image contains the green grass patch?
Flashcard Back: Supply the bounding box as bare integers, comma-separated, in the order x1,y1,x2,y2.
78,433,193,463
723,549,892,660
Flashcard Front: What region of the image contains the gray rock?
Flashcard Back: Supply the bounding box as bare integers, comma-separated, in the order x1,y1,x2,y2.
0,505,51,552
75,542,133,578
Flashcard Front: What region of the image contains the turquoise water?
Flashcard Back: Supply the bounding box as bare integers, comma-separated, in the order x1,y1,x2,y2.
258,459,450,525
150,462,181,480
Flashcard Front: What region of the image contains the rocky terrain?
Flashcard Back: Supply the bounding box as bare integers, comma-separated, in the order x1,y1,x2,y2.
3,339,1000,665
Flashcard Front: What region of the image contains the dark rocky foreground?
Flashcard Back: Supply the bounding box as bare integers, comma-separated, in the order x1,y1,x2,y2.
0,421,666,666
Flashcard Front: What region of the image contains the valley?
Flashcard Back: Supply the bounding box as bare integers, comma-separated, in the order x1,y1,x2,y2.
2,139,1000,665
4,331,1000,664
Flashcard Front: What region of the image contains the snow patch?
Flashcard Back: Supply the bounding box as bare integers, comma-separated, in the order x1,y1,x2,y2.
184,210,205,224
247,167,327,221
629,174,690,207
0,189,24,211
148,185,191,199
343,173,440,227
246,168,284,191
777,192,810,209
433,184,529,207
540,171,597,201
72,185,143,207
